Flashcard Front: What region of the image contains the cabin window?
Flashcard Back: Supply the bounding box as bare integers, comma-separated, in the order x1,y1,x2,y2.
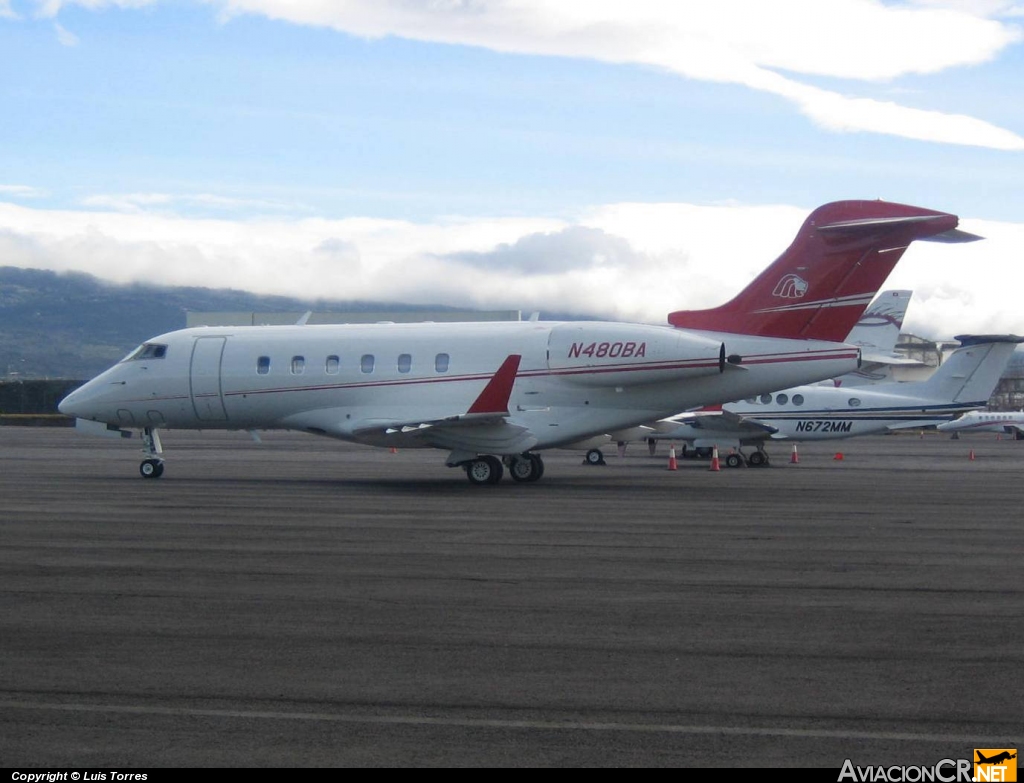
398,354,412,374
775,393,788,405
256,356,270,375
124,343,168,362
291,356,305,374
361,354,375,374
435,353,450,373
792,394,804,406
326,355,340,374
759,393,772,404
848,397,862,408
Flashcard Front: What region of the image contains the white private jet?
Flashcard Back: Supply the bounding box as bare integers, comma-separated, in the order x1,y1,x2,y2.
936,409,1024,439
59,200,975,484
651,334,1021,466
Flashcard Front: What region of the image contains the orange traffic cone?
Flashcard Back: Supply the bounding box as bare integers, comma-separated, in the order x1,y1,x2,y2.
968,449,976,461
667,445,678,471
790,444,799,464
709,446,721,472
833,452,844,461
389,447,398,454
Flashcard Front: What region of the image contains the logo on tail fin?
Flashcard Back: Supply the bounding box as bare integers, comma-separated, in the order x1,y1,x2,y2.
773,274,808,299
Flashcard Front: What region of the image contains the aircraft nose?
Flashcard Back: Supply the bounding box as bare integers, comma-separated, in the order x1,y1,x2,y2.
58,389,80,416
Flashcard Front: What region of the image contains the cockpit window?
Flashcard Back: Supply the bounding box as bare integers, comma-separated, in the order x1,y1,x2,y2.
122,343,168,362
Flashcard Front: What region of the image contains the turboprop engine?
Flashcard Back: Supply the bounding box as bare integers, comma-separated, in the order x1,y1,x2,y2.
546,323,726,387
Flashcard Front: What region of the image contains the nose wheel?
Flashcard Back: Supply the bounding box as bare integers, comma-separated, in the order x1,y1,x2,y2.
139,427,165,479
140,458,165,478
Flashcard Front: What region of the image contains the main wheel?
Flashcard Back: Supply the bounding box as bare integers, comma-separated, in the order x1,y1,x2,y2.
725,453,743,468
466,455,503,485
140,458,164,479
584,448,605,466
747,451,768,467
509,454,541,483
529,453,544,481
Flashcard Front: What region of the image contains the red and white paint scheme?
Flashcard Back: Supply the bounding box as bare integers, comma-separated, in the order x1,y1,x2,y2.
59,200,974,483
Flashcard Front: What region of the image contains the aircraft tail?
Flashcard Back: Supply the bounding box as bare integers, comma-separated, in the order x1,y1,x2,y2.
916,335,1023,404
845,289,912,355
668,201,979,342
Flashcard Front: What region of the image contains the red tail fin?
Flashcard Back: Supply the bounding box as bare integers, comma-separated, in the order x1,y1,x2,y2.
668,200,973,342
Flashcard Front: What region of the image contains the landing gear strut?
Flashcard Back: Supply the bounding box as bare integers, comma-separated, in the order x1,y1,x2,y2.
139,427,165,479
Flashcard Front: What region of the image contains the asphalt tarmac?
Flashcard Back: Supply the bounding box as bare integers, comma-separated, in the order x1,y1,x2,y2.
1,427,1021,767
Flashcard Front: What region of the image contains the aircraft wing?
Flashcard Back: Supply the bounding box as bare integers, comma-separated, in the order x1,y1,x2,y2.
649,408,779,447
348,354,538,454
350,414,538,454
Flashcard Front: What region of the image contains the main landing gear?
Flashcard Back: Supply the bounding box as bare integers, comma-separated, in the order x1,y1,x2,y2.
718,445,771,467
676,443,770,468
457,452,545,485
139,427,165,479
745,447,770,467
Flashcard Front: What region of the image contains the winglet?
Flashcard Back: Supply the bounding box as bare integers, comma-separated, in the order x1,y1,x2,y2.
467,355,522,415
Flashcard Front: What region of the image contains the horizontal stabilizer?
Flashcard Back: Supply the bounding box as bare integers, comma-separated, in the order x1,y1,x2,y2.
954,333,1024,346
921,228,983,243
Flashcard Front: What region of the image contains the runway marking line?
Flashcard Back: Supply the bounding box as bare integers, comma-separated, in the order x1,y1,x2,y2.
1,700,1017,744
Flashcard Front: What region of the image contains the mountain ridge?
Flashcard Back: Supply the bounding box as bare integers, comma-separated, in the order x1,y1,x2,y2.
0,266,540,378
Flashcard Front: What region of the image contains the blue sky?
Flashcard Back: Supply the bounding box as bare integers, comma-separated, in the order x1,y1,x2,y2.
2,0,1024,337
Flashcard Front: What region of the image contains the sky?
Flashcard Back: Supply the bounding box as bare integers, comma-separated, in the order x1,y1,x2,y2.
2,0,1024,339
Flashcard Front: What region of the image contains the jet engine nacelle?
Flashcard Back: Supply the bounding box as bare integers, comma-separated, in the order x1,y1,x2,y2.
546,323,724,387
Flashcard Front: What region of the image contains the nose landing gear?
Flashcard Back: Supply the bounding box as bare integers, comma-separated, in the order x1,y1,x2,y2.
139,427,165,479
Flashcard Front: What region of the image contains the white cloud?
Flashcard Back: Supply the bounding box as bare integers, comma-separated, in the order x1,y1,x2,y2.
54,20,78,45
2,197,1021,339
0,184,49,198
80,191,307,214
0,0,19,19
32,0,157,17
208,0,1024,150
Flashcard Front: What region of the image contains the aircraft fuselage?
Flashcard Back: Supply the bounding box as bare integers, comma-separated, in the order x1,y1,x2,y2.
61,321,860,451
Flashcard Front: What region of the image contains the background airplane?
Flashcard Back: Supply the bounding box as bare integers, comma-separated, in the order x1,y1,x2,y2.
580,288,914,464
60,200,976,483
937,409,1024,439
826,288,927,386
647,334,1022,466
